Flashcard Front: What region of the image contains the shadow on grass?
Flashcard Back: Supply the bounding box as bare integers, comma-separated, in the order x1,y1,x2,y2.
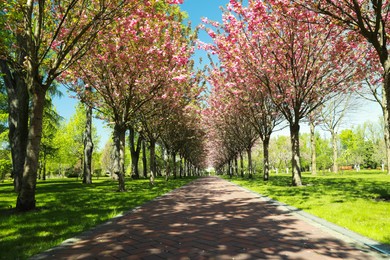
0,177,197,260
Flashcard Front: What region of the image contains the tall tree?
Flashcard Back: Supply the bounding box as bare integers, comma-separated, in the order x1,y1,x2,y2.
67,0,193,190
297,0,390,175
0,2,29,192
129,127,142,179
1,0,126,210
53,102,98,176
39,98,62,180
83,102,93,184
319,94,358,173
206,0,364,186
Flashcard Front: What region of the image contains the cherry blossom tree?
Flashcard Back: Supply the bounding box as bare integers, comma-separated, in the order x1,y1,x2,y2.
202,12,284,180
204,0,365,186
67,1,193,191
1,0,129,210
205,67,261,179
296,0,390,174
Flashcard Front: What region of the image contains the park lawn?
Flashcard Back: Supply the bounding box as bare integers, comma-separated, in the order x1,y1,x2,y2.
0,176,197,260
225,171,390,245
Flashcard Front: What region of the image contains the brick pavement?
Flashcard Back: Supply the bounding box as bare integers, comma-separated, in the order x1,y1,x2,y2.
31,176,387,260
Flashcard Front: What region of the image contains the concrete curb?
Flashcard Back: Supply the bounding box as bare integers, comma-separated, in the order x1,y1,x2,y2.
226,178,390,257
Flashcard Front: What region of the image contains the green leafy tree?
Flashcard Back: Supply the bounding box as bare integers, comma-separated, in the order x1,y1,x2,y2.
100,138,115,178
0,78,11,181
339,129,364,170
53,103,99,177
315,135,333,172
299,133,312,172
39,101,62,180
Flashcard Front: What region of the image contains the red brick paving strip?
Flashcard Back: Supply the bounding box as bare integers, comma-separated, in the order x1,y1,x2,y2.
31,176,387,260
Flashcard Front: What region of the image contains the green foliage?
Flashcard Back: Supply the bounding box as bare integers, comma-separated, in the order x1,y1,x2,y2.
226,171,390,245
315,134,332,170
51,102,100,176
100,138,114,176
0,158,11,180
0,176,198,259
338,125,382,169
269,135,291,173
299,133,311,171
39,97,63,177
0,78,8,144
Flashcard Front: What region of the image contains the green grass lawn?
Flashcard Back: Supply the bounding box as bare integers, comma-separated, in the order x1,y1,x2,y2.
224,170,390,245
0,176,197,260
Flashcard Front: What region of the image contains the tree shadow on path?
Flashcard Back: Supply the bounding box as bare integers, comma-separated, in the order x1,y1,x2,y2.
31,177,384,260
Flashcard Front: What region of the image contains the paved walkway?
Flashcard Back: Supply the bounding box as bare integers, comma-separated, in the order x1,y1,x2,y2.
32,177,387,260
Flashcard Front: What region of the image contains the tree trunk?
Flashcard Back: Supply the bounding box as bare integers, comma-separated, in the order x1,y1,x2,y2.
113,124,126,192
240,152,244,178
129,127,141,179
0,60,29,193
149,139,156,185
331,129,338,174
234,155,238,177
179,155,183,178
172,152,177,179
16,89,46,211
227,160,232,178
382,59,390,175
142,138,147,178
290,122,303,186
83,104,93,184
186,160,190,176
310,120,317,175
263,136,270,181
165,150,170,181
381,86,390,175
247,147,253,179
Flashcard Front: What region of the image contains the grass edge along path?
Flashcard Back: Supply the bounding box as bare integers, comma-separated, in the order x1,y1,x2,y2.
0,176,198,260
223,171,390,247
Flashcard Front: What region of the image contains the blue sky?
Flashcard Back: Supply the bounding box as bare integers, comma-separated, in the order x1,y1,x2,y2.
53,0,382,150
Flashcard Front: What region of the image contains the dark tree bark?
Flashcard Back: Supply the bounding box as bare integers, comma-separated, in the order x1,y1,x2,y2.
149,139,156,185
16,88,46,211
240,152,244,178
142,138,148,178
0,60,29,193
247,147,253,179
129,127,141,179
290,122,302,186
263,136,270,181
234,155,238,177
179,155,183,178
172,152,177,179
83,104,93,184
165,149,171,181
113,124,126,192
